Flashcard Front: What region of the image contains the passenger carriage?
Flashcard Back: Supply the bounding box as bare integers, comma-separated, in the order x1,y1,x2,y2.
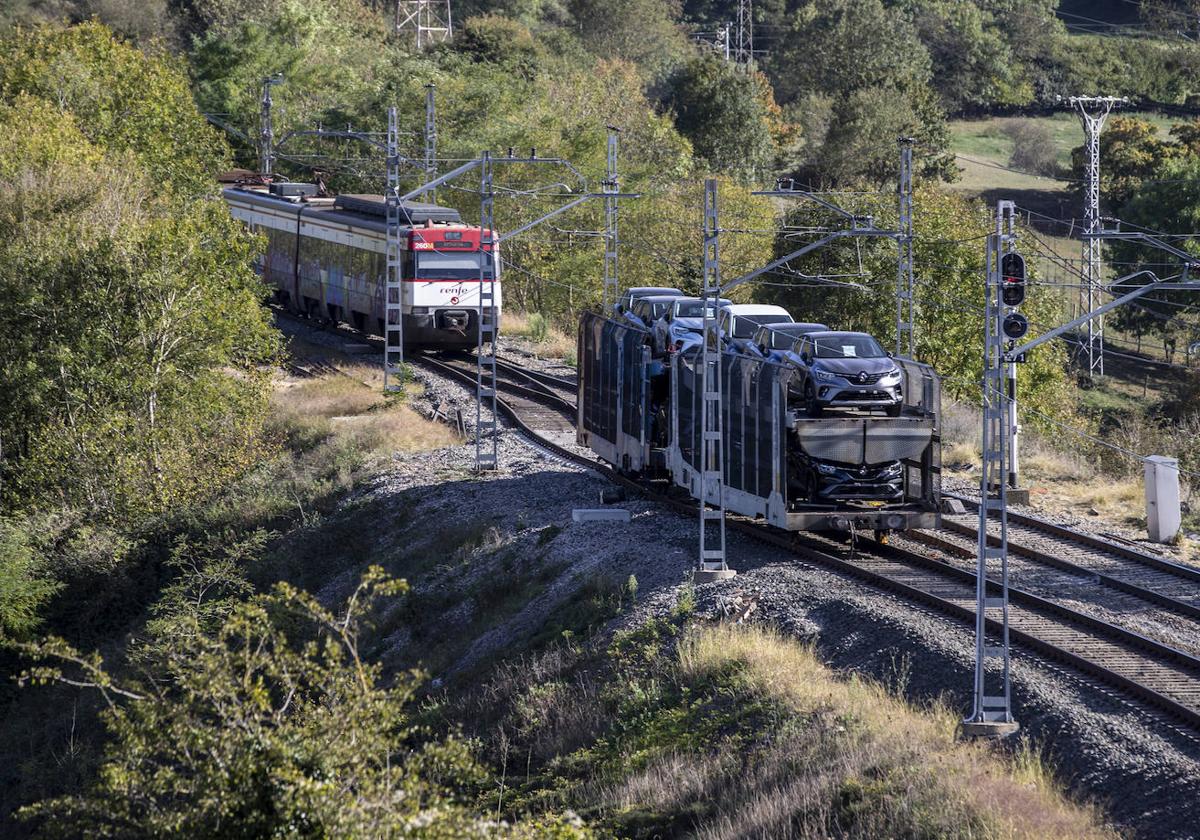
223,182,501,349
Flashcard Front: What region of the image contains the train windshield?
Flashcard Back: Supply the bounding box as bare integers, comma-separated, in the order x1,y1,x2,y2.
415,251,495,280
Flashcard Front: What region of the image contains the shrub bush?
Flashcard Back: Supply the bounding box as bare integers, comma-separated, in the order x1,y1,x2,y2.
1006,118,1059,176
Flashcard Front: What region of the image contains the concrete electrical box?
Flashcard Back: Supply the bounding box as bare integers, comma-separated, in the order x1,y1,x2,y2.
1144,455,1181,544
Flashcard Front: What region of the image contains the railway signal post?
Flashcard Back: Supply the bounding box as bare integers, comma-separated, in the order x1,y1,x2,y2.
964,200,1020,739
965,203,1200,737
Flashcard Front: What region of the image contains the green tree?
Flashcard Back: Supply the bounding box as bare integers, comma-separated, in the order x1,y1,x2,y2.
667,55,780,182
760,187,1072,419
566,0,691,85
1068,116,1182,216
0,21,229,197
902,0,1033,111
766,0,931,105
451,14,544,78
0,519,61,638
810,84,954,186
0,92,279,520
763,0,953,184
17,569,506,837
1105,155,1200,341
189,1,399,171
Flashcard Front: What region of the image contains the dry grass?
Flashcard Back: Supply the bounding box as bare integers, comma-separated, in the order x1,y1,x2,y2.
273,363,459,458
504,310,576,363
329,409,460,454
666,624,1117,840
487,620,1117,839
278,372,382,418
941,401,1144,520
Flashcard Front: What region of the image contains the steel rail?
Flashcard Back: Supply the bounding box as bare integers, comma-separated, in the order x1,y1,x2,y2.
945,491,1200,583
274,310,1200,732
492,355,577,390
415,354,1200,731
930,519,1200,623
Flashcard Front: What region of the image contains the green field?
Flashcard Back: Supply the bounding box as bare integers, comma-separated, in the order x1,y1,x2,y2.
946,111,1192,379
948,110,1180,196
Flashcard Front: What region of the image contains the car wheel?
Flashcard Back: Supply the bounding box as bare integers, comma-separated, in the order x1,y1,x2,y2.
804,382,822,418
886,402,902,418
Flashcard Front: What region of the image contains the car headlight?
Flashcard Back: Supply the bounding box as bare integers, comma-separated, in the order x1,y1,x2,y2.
881,367,902,381
813,369,840,382
816,462,840,476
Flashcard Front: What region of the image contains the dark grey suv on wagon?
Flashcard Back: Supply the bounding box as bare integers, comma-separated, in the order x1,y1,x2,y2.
791,331,903,417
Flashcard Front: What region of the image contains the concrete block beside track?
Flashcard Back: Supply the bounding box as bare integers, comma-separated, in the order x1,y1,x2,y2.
572,508,631,523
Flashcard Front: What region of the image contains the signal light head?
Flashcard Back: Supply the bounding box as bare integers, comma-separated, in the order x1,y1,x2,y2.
1000,252,1026,307
1003,312,1029,340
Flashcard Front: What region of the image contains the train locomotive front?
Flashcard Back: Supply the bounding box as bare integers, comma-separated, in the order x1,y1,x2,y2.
223,182,501,350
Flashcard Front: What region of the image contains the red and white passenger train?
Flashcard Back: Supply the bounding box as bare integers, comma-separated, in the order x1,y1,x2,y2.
222,182,501,349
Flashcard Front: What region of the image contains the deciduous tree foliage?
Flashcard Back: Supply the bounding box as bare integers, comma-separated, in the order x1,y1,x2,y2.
566,0,691,85
1069,117,1183,215
759,188,1072,420
0,22,228,197
1062,116,1200,342
0,63,278,521
0,520,61,638
17,569,513,838
1106,156,1200,340
763,0,954,184
667,55,784,182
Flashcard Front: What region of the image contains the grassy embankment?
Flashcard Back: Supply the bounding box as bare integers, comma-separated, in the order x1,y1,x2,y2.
256,339,1124,837
451,611,1119,839
0,340,462,827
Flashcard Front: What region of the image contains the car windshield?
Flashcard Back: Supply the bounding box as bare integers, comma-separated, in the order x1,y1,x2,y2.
812,334,886,359
415,251,494,280
650,301,672,318
767,329,801,350
733,314,790,339
672,298,724,319
674,300,720,318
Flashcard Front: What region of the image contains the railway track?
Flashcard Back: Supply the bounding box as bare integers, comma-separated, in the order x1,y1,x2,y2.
421,352,577,440
273,311,1200,733
493,354,577,392
413,350,1200,732
491,365,1200,637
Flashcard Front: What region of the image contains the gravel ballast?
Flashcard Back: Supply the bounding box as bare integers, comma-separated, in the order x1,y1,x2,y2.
283,316,1200,838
